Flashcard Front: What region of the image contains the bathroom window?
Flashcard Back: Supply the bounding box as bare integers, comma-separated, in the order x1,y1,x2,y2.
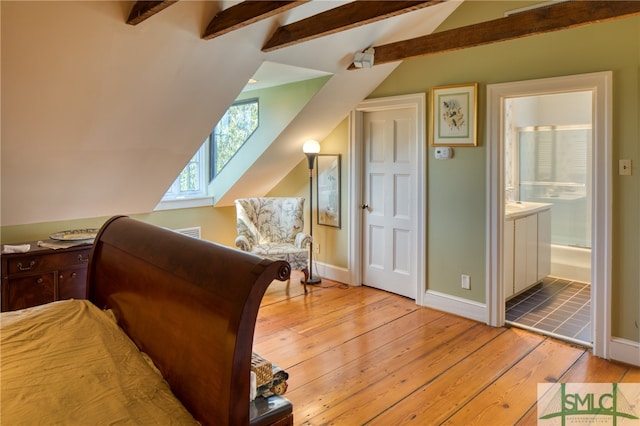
518,126,591,195
517,125,592,247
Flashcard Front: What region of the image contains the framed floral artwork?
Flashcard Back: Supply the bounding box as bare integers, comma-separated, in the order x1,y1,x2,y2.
316,154,341,228
430,83,478,146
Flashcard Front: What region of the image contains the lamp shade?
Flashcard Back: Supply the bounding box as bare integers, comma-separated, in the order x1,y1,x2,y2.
302,139,321,154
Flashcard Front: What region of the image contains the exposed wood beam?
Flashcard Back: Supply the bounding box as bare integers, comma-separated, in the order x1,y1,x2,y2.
350,1,640,69
203,1,307,40
127,1,178,25
263,0,444,52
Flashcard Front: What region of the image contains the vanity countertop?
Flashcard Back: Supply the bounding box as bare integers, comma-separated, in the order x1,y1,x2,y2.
505,201,552,220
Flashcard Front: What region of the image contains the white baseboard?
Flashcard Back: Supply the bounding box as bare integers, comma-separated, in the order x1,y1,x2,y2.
609,337,640,367
311,261,351,285
422,290,487,323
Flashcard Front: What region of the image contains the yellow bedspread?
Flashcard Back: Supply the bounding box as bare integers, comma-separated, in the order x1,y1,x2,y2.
1,299,198,425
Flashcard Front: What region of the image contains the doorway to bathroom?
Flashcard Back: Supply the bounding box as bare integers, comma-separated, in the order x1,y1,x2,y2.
486,71,612,358
503,92,592,346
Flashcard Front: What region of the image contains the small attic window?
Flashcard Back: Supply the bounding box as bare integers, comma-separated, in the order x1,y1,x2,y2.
211,98,259,179
161,140,208,202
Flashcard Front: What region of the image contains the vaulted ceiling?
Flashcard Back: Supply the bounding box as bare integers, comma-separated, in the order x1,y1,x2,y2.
2,1,639,226
130,0,640,65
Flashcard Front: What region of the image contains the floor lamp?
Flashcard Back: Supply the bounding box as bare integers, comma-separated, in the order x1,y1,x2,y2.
302,139,322,285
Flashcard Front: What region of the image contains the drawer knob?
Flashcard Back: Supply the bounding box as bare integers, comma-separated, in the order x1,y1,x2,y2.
78,254,89,263
18,261,36,271
36,277,43,284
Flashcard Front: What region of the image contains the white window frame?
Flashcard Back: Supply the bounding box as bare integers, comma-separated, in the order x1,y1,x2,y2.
155,139,213,211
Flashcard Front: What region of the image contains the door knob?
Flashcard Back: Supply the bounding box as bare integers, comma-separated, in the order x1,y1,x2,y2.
361,203,369,210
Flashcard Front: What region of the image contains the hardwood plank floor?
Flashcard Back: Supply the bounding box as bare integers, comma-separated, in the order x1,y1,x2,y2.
253,273,640,426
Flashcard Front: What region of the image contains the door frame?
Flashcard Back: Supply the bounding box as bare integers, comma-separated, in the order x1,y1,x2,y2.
486,71,612,358
348,93,426,305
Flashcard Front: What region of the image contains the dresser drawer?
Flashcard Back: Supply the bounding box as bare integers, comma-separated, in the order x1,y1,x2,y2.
5,273,56,310
58,267,88,300
6,249,90,275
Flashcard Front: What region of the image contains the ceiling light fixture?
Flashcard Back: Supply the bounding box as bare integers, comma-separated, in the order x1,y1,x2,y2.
353,47,375,69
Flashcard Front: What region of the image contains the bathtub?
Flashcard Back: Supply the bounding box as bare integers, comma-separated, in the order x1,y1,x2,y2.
550,244,591,283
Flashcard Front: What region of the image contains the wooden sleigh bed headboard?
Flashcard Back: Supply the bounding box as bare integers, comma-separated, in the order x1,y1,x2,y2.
87,216,290,425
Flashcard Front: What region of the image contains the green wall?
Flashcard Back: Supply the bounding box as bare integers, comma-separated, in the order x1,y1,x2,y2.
368,4,640,342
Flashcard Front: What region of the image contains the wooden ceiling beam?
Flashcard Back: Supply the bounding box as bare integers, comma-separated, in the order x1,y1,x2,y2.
127,1,179,25
350,1,640,69
263,0,444,52
203,1,307,40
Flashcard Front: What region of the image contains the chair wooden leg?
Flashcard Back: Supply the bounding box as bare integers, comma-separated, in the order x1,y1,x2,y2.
302,268,309,293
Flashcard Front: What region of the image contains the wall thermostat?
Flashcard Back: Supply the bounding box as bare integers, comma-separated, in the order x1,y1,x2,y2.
435,146,453,159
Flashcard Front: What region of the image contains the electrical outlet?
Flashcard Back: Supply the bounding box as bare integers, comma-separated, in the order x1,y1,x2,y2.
619,159,632,176
461,274,470,290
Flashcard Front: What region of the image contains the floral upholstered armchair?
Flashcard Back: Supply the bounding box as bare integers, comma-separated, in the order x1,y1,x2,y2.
234,197,311,292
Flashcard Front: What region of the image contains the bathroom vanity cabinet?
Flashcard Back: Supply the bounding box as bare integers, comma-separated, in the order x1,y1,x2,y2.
504,203,551,300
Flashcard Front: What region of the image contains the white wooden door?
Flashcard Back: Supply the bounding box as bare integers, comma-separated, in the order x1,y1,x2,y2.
514,214,538,294
361,107,417,299
537,209,551,280
504,219,514,299
513,217,528,294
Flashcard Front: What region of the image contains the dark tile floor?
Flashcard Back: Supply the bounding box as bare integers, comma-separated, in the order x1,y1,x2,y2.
506,276,591,346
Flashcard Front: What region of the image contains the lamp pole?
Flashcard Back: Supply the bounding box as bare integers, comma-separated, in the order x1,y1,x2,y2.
303,140,322,285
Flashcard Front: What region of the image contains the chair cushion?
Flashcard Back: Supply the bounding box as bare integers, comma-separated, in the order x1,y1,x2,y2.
251,244,308,271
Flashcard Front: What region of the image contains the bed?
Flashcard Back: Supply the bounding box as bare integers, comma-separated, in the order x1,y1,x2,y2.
1,215,293,425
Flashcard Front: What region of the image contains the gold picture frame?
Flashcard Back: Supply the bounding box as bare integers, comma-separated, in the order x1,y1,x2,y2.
430,83,478,146
316,154,341,228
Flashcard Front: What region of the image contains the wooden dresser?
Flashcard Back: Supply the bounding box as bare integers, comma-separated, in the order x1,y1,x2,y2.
1,241,92,312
